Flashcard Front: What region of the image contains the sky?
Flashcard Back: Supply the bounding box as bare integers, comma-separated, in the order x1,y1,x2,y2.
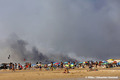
0,0,120,62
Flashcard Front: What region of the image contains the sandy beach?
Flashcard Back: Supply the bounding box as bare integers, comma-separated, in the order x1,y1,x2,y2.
0,67,120,80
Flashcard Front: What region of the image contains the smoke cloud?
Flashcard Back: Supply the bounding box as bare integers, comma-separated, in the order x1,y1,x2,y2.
0,0,120,62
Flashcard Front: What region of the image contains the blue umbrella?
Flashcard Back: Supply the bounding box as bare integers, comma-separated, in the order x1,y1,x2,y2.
117,62,120,65
79,62,83,64
32,64,36,66
102,61,107,63
64,62,68,64
53,62,57,64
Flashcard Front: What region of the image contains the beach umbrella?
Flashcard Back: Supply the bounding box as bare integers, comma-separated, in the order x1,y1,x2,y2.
85,61,88,63
48,64,51,66
102,61,107,63
64,62,68,64
65,64,69,67
108,59,114,61
53,62,57,64
79,62,83,64
117,62,120,65
55,63,59,65
42,64,44,67
32,64,36,67
113,61,117,64
70,64,74,67
102,62,109,65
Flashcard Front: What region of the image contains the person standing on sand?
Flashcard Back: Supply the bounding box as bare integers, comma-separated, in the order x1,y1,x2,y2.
73,62,76,69
60,62,63,69
18,63,21,70
15,63,17,70
95,61,98,68
12,64,15,72
51,62,53,71
68,62,71,69
39,62,42,71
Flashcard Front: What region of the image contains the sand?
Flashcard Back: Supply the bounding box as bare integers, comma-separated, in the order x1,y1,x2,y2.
0,67,120,80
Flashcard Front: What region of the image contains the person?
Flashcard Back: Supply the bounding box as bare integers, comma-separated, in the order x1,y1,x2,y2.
12,64,15,72
29,63,31,69
15,63,17,70
9,63,11,70
39,62,42,71
74,62,76,68
95,61,98,68
60,62,63,69
44,64,48,71
51,62,53,71
68,62,71,69
36,62,39,68
28,63,31,70
3,64,7,70
63,62,70,73
18,63,21,70
81,63,85,68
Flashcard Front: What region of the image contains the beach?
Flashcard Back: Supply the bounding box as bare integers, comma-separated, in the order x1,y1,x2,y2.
0,67,120,80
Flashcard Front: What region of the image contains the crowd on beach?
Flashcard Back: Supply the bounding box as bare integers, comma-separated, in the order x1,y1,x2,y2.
1,60,120,73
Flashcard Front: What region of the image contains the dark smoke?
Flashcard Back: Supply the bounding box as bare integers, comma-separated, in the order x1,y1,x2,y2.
4,34,75,63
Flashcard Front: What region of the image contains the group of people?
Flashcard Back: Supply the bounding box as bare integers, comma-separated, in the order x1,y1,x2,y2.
1,60,119,73
9,63,23,71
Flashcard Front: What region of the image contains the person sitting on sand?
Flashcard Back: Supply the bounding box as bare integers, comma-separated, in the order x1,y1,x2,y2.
89,63,92,70
44,64,49,71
